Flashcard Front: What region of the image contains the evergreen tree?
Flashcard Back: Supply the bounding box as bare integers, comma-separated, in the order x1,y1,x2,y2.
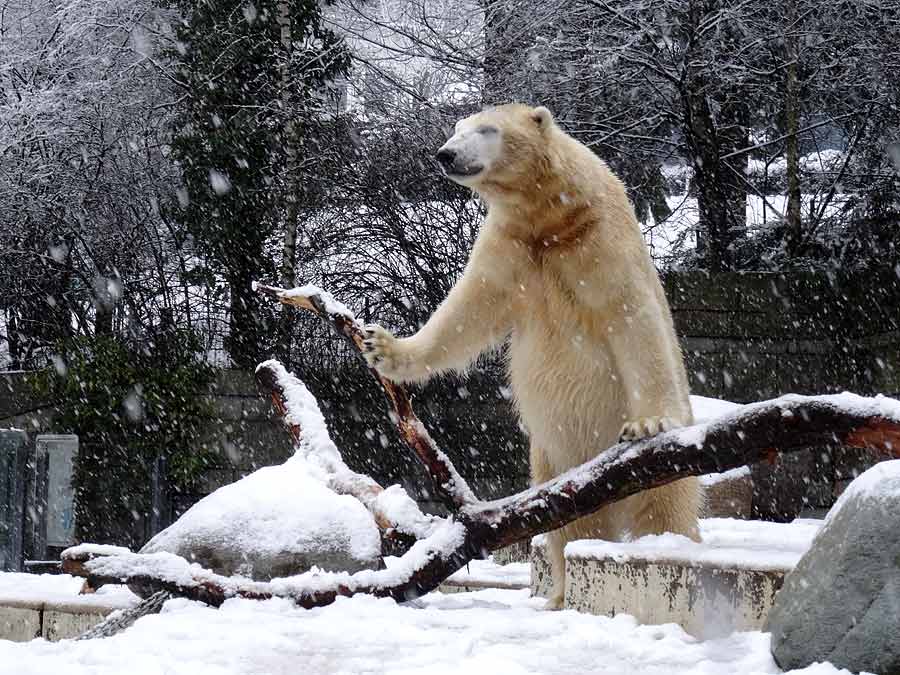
168,0,349,367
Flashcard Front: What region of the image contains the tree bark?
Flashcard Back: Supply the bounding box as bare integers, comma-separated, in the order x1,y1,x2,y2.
784,0,803,258
276,0,298,364
227,270,263,368
681,86,744,272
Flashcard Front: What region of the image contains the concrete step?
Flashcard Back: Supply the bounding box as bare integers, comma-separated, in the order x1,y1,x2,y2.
532,517,822,638
0,574,138,642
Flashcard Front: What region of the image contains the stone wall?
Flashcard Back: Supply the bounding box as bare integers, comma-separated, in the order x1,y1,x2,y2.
668,269,900,401
1,270,898,534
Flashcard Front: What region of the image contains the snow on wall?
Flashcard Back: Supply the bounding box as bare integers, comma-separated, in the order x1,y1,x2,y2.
565,518,822,573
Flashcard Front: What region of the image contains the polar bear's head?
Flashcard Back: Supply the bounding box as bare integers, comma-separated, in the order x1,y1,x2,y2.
435,104,555,190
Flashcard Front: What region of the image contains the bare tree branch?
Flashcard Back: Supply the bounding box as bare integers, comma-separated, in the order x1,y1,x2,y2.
254,282,477,511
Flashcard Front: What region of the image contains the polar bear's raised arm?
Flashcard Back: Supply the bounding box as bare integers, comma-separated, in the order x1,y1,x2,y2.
363,227,515,383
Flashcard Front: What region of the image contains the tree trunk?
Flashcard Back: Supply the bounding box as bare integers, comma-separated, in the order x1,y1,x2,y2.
277,1,297,364
682,88,736,271
227,271,262,368
784,0,803,258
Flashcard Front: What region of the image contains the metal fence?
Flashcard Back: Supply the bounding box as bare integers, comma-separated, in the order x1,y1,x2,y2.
0,431,79,571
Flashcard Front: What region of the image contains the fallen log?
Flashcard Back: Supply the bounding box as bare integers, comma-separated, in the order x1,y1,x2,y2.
63,347,900,610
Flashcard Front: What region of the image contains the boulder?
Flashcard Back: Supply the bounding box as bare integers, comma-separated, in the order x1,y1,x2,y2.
141,457,383,580
766,460,900,674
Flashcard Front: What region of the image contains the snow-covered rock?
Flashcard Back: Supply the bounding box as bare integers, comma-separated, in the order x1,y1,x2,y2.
766,459,900,674
141,360,386,580
141,457,383,580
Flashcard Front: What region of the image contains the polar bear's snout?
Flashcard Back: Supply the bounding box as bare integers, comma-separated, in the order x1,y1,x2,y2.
435,140,483,178
436,125,502,181
435,147,462,172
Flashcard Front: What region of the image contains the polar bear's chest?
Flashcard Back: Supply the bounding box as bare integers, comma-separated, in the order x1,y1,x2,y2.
507,265,626,450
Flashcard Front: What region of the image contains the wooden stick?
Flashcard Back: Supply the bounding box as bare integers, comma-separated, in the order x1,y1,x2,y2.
254,282,476,511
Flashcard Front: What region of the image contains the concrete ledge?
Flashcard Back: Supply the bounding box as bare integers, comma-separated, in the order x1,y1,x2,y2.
42,607,112,641
532,518,821,637
0,597,123,642
0,575,138,643
564,556,785,638
0,605,42,642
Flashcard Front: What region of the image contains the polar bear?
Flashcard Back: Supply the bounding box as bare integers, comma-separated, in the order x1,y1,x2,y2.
362,103,702,609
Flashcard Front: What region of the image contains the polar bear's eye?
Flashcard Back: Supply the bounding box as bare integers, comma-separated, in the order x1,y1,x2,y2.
476,125,498,135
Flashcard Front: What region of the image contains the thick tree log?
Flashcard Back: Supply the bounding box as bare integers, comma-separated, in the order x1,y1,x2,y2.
62,391,900,611
253,282,476,511
468,394,900,549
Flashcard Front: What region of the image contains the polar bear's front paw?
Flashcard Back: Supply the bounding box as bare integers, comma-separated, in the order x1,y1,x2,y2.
362,324,418,381
619,416,679,442
543,593,565,611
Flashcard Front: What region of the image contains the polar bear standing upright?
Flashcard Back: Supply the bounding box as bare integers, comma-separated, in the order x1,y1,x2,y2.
363,103,702,609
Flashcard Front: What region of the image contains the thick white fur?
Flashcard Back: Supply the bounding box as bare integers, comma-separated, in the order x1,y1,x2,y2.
364,103,702,609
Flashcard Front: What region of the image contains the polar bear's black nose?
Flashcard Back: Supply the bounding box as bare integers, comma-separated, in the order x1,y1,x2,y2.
436,148,457,170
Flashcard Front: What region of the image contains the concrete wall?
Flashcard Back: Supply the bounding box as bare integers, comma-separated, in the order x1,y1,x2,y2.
667,269,900,402
0,597,122,642
1,270,898,534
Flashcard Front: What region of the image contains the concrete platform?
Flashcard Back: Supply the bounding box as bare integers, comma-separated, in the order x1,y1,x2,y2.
439,559,530,594
532,518,822,638
0,597,128,642
0,573,138,642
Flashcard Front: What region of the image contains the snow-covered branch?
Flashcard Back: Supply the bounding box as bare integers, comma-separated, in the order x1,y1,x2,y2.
254,282,477,511
60,285,900,614
254,358,435,545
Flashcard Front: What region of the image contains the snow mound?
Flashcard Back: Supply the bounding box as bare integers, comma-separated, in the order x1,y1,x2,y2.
0,572,139,609
0,587,853,674
140,360,387,579
141,457,383,579
690,394,743,423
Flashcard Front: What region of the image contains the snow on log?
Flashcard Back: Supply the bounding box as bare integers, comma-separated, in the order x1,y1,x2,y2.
62,518,469,609
62,386,900,611
254,282,476,510
255,359,435,543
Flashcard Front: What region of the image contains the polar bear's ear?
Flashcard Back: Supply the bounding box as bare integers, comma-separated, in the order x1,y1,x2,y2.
531,106,554,130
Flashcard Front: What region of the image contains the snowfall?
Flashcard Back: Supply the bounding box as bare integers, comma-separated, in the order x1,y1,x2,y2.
0,479,865,675
2,365,894,673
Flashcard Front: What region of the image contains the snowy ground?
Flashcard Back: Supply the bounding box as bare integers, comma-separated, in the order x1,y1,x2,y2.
0,587,852,675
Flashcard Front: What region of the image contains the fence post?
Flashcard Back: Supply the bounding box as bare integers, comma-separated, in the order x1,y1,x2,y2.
1,429,27,571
